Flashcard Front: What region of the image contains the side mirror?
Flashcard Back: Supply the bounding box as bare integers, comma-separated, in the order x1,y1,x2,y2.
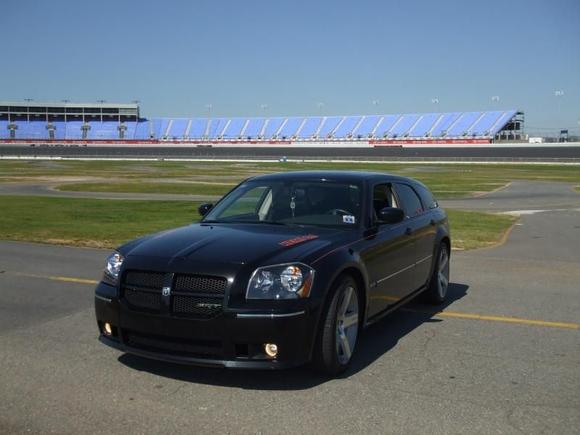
198,203,213,217
377,207,405,224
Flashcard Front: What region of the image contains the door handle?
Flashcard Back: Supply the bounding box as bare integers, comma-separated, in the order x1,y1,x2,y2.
405,227,413,236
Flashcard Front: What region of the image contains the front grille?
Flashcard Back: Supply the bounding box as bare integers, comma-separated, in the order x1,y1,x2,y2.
125,289,161,311
174,275,227,294
173,295,223,317
122,271,165,313
121,270,227,318
124,330,223,358
125,271,165,289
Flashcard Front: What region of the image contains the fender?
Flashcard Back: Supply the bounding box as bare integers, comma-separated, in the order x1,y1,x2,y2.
310,244,371,323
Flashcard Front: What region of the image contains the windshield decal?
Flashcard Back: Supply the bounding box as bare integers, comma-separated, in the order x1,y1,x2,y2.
279,234,319,247
343,215,356,224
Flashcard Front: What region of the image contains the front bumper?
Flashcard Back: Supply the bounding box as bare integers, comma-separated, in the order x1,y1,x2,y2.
95,282,321,369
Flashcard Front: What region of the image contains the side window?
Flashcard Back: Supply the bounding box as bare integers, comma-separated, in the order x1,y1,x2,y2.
220,185,270,219
415,184,439,210
372,183,399,218
393,183,424,218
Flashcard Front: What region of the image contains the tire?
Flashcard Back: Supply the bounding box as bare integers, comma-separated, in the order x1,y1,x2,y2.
312,275,360,376
424,242,450,304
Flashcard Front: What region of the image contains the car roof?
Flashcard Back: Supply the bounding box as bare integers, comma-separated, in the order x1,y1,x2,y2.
249,170,412,184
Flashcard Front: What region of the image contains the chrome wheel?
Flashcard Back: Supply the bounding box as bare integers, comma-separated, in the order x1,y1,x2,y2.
335,285,359,365
437,245,450,299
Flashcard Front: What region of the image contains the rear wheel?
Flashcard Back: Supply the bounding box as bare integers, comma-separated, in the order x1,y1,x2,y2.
312,276,360,376
424,242,450,304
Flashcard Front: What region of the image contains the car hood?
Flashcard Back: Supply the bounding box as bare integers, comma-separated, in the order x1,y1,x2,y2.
120,223,353,267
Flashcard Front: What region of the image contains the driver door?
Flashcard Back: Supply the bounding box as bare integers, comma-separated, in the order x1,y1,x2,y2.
362,183,417,318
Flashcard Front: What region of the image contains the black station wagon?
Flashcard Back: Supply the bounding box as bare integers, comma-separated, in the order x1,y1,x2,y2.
95,171,450,375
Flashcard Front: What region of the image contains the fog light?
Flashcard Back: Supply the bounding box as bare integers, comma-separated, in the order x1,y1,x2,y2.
264,343,278,358
103,322,113,336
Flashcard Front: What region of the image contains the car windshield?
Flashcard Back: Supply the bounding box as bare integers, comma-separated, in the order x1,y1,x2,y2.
203,179,363,228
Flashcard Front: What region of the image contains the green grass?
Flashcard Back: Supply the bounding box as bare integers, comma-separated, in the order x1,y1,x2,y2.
0,195,516,250
3,160,580,199
447,209,517,250
0,196,201,248
56,182,234,196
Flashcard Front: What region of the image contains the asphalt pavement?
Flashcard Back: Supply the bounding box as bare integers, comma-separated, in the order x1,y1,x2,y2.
0,181,579,434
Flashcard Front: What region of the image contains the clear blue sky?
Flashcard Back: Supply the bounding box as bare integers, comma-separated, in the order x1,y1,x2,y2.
2,0,579,131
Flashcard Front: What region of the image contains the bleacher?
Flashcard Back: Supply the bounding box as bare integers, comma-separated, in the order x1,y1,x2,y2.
1,110,518,142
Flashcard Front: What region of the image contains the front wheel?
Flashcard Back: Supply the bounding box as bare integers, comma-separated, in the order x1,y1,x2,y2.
424,242,450,304
312,276,360,376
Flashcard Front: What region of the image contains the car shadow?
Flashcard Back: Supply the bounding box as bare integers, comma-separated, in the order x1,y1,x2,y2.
118,282,469,390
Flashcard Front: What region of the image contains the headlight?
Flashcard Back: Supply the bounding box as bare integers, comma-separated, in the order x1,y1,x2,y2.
103,251,124,285
246,263,315,299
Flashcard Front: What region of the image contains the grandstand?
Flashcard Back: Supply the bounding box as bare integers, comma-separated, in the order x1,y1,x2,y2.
0,101,524,144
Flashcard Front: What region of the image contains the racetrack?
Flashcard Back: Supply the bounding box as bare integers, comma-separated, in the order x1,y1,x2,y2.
2,144,580,162
1,181,579,434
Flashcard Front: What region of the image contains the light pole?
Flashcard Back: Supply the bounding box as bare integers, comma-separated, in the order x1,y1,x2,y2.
431,97,440,111
260,104,268,116
205,104,213,118
372,99,379,113
491,95,500,108
554,90,564,128
317,102,325,114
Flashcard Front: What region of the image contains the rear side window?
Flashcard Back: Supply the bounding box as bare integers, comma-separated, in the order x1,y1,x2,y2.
394,183,424,217
415,184,439,209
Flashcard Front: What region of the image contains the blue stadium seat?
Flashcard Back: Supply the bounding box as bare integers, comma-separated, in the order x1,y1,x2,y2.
243,118,265,138
317,117,342,138
207,118,229,139
123,122,137,139
223,118,246,139
15,121,47,139
89,121,119,140
408,113,440,137
167,118,189,139
50,121,66,140
0,120,9,139
187,118,208,139
390,114,420,137
149,119,164,139
158,119,172,138
29,119,48,139
489,110,517,136
429,112,461,137
2,110,518,142
261,118,284,138
297,117,322,139
134,121,151,140
465,111,502,136
373,115,400,138
446,112,482,137
65,120,84,139
333,116,361,138
352,115,380,138
279,117,304,138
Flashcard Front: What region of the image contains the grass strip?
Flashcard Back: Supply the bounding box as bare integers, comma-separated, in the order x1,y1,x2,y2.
0,196,515,251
